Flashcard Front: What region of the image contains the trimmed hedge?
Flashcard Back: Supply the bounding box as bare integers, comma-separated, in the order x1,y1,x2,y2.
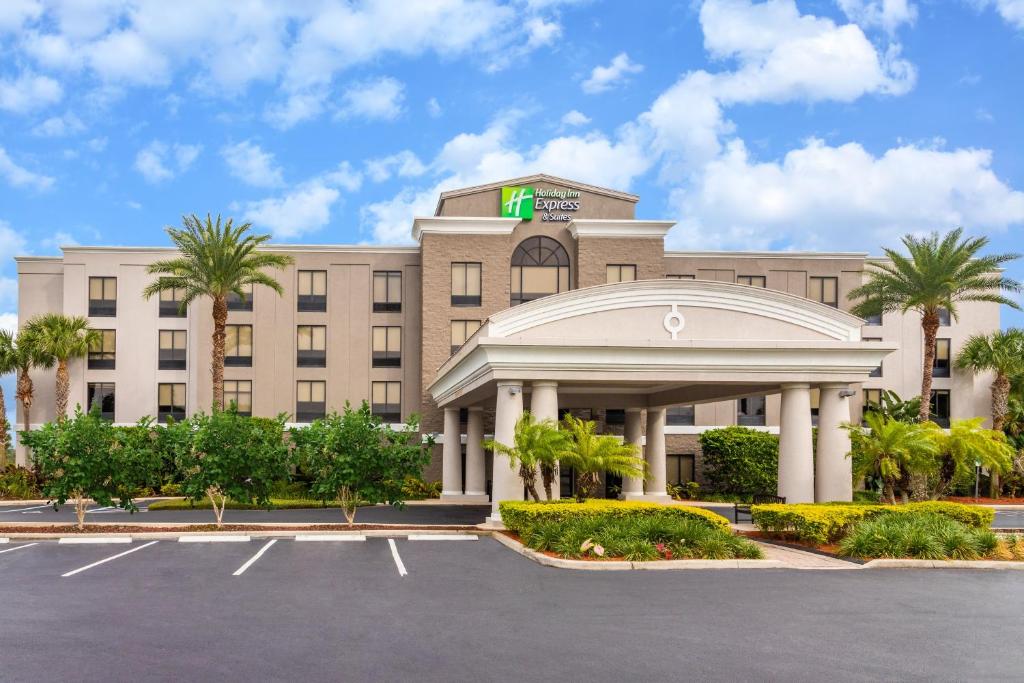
700,426,778,495
751,501,994,544
499,499,731,535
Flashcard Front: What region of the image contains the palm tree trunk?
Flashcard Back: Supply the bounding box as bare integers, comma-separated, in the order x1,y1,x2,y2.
55,359,70,420
0,386,8,468
541,463,555,500
919,311,940,421
990,373,1011,498
211,295,227,411
17,371,32,466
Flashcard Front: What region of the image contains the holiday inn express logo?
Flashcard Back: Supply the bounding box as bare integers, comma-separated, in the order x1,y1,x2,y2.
501,186,534,219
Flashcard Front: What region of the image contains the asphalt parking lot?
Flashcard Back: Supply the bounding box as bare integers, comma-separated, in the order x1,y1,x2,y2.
2,535,1023,682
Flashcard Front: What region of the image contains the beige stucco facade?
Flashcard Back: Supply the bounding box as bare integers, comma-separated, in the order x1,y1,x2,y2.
14,173,1000,498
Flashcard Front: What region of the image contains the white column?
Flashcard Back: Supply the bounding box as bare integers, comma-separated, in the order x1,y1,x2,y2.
530,381,560,500
464,407,487,499
487,381,524,523
621,408,645,499
778,383,814,503
440,408,463,500
816,384,854,502
644,407,671,500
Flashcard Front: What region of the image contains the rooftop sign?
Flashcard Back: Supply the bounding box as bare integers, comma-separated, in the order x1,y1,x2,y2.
501,185,581,222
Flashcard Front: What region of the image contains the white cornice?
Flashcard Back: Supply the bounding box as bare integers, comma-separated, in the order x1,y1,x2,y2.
569,219,675,239
411,216,521,242
55,244,420,255
665,250,868,260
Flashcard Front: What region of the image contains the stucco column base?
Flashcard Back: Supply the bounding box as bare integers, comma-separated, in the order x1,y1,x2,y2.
487,381,524,524
622,492,672,502
620,408,645,498
464,407,486,500
644,407,669,498
440,408,463,498
531,381,560,501
778,383,815,504
815,384,854,503
439,493,491,504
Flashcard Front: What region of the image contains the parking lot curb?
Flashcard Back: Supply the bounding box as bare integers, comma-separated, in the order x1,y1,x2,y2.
862,559,1024,569
489,531,789,570
0,528,485,541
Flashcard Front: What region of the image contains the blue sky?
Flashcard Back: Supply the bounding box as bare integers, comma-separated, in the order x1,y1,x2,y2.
1,0,1024,426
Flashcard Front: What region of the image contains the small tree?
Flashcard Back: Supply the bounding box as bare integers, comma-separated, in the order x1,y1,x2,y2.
22,407,160,529
559,415,645,501
484,412,568,501
25,314,99,420
292,402,431,526
924,418,1014,499
176,409,291,527
845,412,938,504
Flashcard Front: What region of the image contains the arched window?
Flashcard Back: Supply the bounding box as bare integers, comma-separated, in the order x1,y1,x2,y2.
510,236,570,306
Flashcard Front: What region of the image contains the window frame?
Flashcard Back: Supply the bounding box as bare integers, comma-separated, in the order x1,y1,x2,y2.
606,264,637,284
450,319,481,355
224,379,253,417
666,404,695,426
224,324,253,367
371,381,401,423
736,275,766,288
933,338,951,378
158,282,187,318
158,329,187,370
297,270,328,312
373,270,402,313
157,382,186,423
296,380,326,423
87,382,115,421
930,389,951,428
371,326,402,368
666,454,696,486
666,274,696,280
226,283,254,311
809,276,839,308
737,395,766,426
450,262,482,307
863,388,883,425
510,236,570,306
87,329,116,370
88,276,117,317
296,325,327,368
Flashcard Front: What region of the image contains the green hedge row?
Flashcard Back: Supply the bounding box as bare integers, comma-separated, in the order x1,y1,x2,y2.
751,501,994,544
499,499,731,535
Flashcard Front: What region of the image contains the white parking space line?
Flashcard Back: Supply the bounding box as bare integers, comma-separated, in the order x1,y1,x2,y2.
59,537,132,544
233,539,276,576
294,534,366,542
388,538,408,577
61,541,159,577
0,542,38,555
85,506,114,514
0,538,8,544
0,504,52,513
407,534,478,541
178,535,251,543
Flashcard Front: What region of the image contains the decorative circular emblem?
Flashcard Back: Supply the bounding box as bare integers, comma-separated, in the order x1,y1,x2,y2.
663,304,685,340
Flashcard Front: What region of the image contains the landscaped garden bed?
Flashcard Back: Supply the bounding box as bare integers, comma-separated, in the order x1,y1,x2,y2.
499,500,763,561
750,501,1023,561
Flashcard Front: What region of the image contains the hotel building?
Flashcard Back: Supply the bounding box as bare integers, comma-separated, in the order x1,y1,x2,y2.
15,175,998,516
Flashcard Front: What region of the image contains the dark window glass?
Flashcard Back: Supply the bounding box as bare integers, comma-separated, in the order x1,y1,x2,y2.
930,390,951,428
158,330,187,370
372,326,401,368
88,330,116,369
296,380,326,422
933,338,951,378
666,405,695,426
227,283,253,311
864,312,882,325
373,271,402,312
157,383,186,423
297,325,326,367
88,277,117,317
937,307,951,326
666,274,695,280
510,236,570,306
225,324,253,367
87,383,115,421
737,396,766,426
451,263,481,306
371,381,401,423
862,388,883,426
604,409,625,425
666,454,696,486
158,283,187,317
298,270,327,312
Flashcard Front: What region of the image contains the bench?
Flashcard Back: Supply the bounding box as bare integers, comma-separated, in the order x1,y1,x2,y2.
734,494,785,523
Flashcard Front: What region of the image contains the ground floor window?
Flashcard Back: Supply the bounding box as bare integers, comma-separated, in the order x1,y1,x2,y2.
737,396,766,426
666,404,695,426
296,380,326,422
667,454,695,486
930,390,951,428
224,380,252,416
158,383,186,423
371,381,401,423
87,382,115,421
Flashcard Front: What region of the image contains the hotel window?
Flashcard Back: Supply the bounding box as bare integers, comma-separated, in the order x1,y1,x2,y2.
510,236,570,306
158,330,187,370
864,312,882,326
666,405,695,426
225,324,253,367
227,283,253,311
159,283,187,317
810,388,820,426
933,338,951,378
371,381,401,423
87,382,115,421
863,388,883,425
736,275,766,288
373,271,402,312
809,276,838,307
296,381,326,422
606,265,636,284
667,274,696,280
737,396,766,426
88,276,117,317
930,390,951,428
157,383,186,423
87,330,116,370
297,325,327,367
667,454,696,486
937,307,951,326
224,380,252,416
372,326,401,368
604,409,625,425
451,262,482,306
297,270,327,312
451,319,481,355
864,337,883,377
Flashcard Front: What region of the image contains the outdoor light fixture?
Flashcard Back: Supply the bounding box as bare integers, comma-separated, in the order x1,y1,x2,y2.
508,385,522,395
839,389,856,398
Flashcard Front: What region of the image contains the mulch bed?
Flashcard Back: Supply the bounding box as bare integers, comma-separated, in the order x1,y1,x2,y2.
738,530,864,563
0,523,480,534
945,496,1024,505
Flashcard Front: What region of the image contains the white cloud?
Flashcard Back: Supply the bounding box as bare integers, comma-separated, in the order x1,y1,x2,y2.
837,0,917,34
86,137,108,152
365,151,428,182
668,138,1024,250
337,77,405,121
426,97,443,118
524,16,562,47
221,140,284,188
31,111,84,137
134,140,202,183
264,88,328,129
0,72,62,113
242,182,340,239
321,161,364,192
974,0,1024,30
561,109,591,126
40,230,77,251
0,221,28,262
0,147,54,190
0,312,16,335
0,0,41,33
581,52,643,94
976,107,995,123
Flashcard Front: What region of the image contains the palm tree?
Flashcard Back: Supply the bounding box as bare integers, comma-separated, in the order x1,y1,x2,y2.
922,418,1014,499
0,330,17,466
484,412,568,501
25,314,99,419
559,415,645,501
849,228,1020,423
845,412,939,504
3,329,54,459
143,214,292,410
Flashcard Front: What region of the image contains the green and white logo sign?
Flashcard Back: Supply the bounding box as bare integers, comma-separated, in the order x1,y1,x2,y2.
501,186,534,220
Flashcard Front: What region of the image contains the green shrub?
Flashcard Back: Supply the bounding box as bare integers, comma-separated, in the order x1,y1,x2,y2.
839,513,993,560
401,476,442,500
700,427,778,494
0,465,42,499
499,499,731,535
752,501,994,544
